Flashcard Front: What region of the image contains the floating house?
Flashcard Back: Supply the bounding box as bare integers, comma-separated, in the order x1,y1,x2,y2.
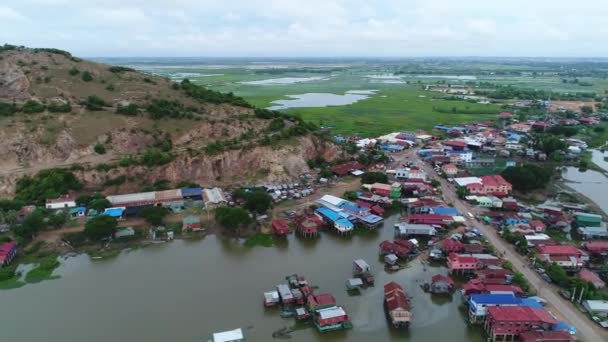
0,241,17,267
384,281,411,329
295,214,322,238
313,306,351,332
277,284,294,304
271,219,291,236
429,274,455,294
263,290,280,307
315,208,354,235
316,195,383,229
212,328,244,342
308,293,336,311
352,259,374,285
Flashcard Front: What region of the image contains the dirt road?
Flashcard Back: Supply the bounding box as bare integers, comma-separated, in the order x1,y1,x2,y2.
412,152,607,342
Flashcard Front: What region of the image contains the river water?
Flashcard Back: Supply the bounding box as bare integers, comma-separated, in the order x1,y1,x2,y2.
562,150,608,214
0,215,484,342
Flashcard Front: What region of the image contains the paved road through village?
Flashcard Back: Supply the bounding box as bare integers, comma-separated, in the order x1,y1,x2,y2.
405,151,607,342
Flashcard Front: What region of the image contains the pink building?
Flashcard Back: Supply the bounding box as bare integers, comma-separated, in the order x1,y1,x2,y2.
448,252,480,274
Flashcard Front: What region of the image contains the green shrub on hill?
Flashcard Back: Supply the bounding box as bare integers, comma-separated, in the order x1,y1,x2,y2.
21,100,45,114
83,96,107,110
180,79,251,107
47,101,71,113
81,71,93,82
15,169,82,205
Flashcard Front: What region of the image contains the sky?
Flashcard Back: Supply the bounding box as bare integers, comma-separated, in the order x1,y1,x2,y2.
2,0,608,57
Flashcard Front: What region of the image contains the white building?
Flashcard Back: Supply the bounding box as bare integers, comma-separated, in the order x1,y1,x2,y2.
582,300,608,318
45,195,77,210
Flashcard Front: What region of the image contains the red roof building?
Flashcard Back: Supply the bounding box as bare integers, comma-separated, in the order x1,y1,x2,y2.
307,293,336,310
499,112,513,119
462,244,487,253
441,239,463,253
462,279,524,296
295,214,322,238
583,241,608,256
479,175,512,196
444,140,467,150
0,241,17,267
519,331,573,342
331,161,363,176
431,274,455,287
384,281,410,311
379,240,412,258
577,268,605,289
536,245,589,268
530,220,546,233
486,306,556,339
271,219,291,236
441,163,458,176
371,205,385,216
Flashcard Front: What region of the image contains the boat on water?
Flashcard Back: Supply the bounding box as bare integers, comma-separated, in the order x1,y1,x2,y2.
384,281,412,329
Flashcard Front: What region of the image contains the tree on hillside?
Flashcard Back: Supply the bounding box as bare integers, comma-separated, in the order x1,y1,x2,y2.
14,209,47,240
361,172,388,184
48,211,68,228
215,207,251,232
15,169,82,205
140,206,169,226
84,215,117,241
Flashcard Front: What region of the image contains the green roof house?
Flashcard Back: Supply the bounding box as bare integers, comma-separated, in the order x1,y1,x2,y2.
575,212,603,227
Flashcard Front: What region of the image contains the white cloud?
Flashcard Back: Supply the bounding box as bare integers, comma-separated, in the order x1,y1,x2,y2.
0,6,25,20
2,0,608,56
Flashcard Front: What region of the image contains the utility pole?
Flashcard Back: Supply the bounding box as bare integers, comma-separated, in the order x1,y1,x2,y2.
578,287,585,304
571,287,577,302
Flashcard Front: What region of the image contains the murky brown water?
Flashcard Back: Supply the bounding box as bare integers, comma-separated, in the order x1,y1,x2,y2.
0,215,485,342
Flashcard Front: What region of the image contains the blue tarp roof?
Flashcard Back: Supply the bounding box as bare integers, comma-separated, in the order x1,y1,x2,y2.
180,187,202,196
553,321,576,334
335,218,354,228
103,207,124,217
69,206,86,213
520,298,543,309
469,294,521,306
431,207,460,216
360,214,383,224
315,207,342,222
340,202,367,214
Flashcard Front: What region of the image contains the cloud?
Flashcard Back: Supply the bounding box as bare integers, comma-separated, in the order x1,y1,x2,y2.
0,6,25,20
2,0,608,56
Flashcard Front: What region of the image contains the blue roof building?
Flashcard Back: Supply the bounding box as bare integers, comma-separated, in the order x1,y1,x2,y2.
430,207,460,216
468,294,522,321
103,207,125,218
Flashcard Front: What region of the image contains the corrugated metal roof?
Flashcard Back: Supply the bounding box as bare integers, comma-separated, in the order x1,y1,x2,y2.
155,189,182,201
107,192,156,204
180,187,202,197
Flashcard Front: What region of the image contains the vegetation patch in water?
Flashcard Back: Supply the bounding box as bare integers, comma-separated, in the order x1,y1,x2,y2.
244,233,275,247
24,255,60,283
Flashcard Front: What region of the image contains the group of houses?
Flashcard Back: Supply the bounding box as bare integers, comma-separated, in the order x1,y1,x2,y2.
45,187,227,219
314,195,384,234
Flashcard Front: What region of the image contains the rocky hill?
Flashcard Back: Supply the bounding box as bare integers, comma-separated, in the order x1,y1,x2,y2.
0,45,343,196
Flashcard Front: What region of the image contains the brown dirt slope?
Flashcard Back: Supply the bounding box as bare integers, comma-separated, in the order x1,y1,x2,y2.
0,47,343,196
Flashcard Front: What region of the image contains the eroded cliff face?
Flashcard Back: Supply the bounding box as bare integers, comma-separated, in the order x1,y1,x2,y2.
75,135,341,192
0,133,342,196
